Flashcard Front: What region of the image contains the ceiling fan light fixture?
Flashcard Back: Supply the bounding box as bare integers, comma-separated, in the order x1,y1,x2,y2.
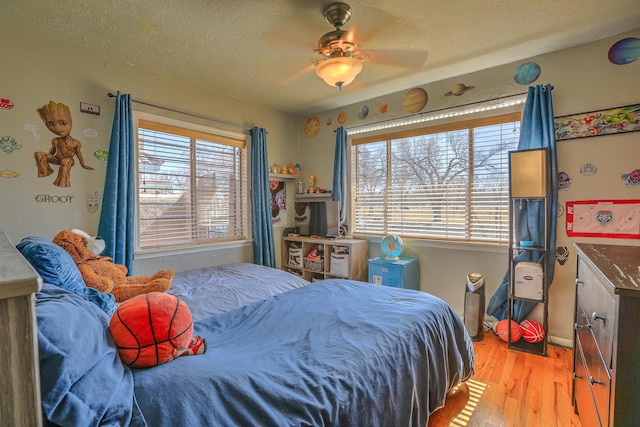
315,55,363,90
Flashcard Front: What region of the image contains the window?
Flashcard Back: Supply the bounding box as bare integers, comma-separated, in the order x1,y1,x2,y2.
136,116,248,250
351,112,521,243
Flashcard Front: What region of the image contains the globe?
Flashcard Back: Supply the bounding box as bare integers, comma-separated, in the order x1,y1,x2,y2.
380,234,404,260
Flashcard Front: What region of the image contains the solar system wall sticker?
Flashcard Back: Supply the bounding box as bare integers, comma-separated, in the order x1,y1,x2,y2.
608,37,640,65
34,101,94,187
402,87,428,113
513,62,541,85
444,83,475,96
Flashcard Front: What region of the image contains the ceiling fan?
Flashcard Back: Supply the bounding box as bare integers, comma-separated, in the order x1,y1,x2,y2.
314,2,366,90
312,2,429,91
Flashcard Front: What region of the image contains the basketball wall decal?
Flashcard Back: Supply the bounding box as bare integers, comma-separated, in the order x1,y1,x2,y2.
495,319,522,342
109,292,194,368
519,319,545,343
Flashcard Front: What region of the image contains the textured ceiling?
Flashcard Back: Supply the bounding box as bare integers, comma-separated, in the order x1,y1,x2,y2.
2,0,639,115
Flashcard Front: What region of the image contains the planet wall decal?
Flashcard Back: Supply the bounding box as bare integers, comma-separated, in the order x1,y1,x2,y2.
338,112,347,124
445,83,475,96
608,37,640,65
514,62,541,85
358,105,369,120
403,88,428,113
379,103,388,114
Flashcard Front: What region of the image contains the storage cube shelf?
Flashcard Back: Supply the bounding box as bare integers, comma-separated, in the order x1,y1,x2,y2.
281,236,368,282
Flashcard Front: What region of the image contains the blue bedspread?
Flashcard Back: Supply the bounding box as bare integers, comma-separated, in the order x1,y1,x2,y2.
168,263,309,321
133,279,474,426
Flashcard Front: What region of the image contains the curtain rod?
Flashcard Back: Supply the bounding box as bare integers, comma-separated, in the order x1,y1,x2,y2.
341,86,553,132
107,92,250,132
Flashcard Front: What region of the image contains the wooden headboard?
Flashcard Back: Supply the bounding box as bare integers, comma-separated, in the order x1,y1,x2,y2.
0,232,43,426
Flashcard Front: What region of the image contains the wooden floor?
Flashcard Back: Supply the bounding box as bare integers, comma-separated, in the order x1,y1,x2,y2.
449,332,582,427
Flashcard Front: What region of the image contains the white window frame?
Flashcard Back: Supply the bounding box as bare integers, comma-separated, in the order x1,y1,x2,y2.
351,112,522,244
134,111,249,252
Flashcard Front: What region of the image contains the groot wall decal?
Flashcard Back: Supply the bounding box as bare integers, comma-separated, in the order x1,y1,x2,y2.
35,101,93,187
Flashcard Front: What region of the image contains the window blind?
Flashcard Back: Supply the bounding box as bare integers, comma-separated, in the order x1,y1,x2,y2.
352,113,520,243
137,119,248,250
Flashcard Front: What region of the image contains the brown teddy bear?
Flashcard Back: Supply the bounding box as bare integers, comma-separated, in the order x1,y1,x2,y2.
53,229,174,302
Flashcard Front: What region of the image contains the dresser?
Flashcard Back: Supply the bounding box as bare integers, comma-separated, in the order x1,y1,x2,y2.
368,257,419,290
573,243,640,427
0,232,43,426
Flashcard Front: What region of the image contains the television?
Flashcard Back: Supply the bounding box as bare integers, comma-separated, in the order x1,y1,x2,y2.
294,196,340,238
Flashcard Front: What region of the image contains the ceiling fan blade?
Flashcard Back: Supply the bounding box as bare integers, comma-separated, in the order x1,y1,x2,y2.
366,48,429,69
277,62,316,86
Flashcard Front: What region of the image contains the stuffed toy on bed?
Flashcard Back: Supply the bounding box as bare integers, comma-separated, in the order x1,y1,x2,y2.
53,229,174,302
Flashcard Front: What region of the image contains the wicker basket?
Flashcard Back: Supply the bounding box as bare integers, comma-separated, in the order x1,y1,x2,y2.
304,258,324,272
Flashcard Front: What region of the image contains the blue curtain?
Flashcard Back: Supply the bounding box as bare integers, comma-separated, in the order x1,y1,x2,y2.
98,92,134,272
487,84,557,322
332,126,348,228
250,127,275,268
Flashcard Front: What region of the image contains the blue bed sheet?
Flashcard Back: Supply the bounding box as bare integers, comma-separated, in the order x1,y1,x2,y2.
133,279,474,426
168,263,309,321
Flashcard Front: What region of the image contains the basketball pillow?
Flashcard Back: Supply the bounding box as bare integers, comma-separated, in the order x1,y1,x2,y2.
520,319,545,343
109,292,193,368
495,319,521,342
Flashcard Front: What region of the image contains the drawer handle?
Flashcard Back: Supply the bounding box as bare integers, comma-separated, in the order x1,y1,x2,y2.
589,376,604,386
591,312,605,323
575,279,584,286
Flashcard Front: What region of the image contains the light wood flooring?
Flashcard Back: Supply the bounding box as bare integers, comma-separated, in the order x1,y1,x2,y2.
448,332,582,427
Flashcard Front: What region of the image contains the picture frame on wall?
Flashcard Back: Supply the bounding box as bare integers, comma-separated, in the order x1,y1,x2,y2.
554,103,640,141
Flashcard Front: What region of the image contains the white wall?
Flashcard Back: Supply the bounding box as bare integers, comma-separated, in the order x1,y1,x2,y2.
297,29,640,343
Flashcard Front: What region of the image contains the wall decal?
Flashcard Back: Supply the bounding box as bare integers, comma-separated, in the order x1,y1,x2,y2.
402,88,428,113
557,203,565,218
326,118,332,126
379,103,388,114
0,170,20,178
554,104,640,141
34,194,75,203
558,171,572,190
608,37,640,65
513,62,541,85
94,150,109,161
0,136,22,153
24,123,42,139
0,98,14,109
82,128,98,138
303,116,320,138
444,83,475,96
556,246,569,266
86,190,102,213
621,168,640,187
566,200,640,238
34,101,94,187
337,112,347,124
579,163,597,176
270,180,286,224
357,105,369,119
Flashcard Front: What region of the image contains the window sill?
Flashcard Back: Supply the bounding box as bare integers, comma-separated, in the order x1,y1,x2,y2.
134,240,252,260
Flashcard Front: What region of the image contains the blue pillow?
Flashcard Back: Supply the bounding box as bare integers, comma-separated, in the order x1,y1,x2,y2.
17,236,117,316
36,283,136,425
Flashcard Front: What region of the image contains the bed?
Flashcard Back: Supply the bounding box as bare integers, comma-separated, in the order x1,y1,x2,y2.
18,236,474,426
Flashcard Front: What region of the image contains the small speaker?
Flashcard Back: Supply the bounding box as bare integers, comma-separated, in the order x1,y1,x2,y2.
510,148,548,198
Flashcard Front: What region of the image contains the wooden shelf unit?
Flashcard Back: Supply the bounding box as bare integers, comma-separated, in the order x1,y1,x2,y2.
281,236,368,282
